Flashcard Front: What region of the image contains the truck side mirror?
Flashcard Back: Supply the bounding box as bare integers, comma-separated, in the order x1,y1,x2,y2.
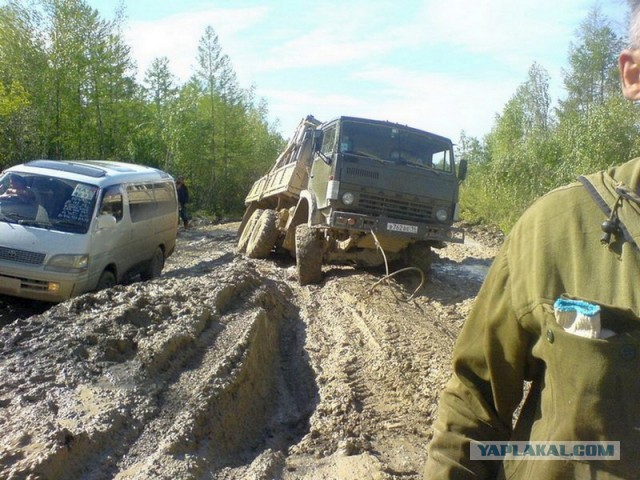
457,159,468,182
312,130,323,152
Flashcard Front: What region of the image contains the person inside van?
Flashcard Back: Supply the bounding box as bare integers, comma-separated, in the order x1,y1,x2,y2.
99,185,124,221
0,174,35,202
0,174,48,221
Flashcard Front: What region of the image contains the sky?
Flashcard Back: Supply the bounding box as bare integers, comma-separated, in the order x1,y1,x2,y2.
83,0,628,141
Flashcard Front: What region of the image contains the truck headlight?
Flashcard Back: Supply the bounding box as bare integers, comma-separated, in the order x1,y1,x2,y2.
45,254,89,273
436,209,448,222
342,192,355,205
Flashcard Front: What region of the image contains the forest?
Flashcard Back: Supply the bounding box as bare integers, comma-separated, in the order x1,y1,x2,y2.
0,0,284,217
0,0,637,230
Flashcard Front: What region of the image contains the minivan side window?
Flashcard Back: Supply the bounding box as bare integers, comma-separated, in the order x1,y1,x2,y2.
154,182,177,216
127,184,155,222
126,181,176,223
100,185,123,221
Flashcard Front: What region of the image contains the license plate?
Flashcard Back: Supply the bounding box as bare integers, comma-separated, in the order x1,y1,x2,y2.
387,222,418,234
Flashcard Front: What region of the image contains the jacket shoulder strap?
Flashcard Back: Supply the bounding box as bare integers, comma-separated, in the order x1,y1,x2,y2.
578,174,636,249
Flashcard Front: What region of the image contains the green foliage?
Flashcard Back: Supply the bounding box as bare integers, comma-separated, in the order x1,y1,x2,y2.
559,6,623,119
0,80,39,165
0,0,284,216
460,5,638,234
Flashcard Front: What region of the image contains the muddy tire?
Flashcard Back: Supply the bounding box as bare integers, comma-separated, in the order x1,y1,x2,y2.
237,208,264,254
295,224,323,285
141,247,165,281
406,241,432,274
96,270,116,291
245,210,280,259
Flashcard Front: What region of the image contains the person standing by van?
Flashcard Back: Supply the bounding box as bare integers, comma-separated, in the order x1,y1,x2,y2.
176,177,190,230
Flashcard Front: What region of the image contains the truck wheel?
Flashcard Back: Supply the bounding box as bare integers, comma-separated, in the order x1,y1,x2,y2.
246,210,280,258
407,241,432,274
237,208,264,254
295,224,323,285
96,270,116,291
141,247,165,280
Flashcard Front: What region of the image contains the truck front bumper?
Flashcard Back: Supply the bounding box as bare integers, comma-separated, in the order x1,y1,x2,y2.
329,211,465,244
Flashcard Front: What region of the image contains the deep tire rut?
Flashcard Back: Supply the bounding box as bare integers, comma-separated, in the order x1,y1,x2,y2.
0,261,317,480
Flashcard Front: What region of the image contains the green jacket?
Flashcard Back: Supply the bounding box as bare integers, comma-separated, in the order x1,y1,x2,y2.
424,158,640,479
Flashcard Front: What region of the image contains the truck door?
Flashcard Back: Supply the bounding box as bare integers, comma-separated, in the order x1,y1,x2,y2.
309,123,337,209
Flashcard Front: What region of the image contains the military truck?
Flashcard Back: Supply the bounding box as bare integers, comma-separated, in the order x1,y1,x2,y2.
237,115,467,285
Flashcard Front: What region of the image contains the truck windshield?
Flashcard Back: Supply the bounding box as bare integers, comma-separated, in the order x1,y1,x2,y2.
339,120,453,173
0,172,98,233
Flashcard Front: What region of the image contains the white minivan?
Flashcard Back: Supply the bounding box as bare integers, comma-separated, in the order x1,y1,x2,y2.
0,160,179,302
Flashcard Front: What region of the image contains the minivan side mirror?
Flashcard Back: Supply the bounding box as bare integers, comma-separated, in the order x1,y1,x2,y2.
457,159,468,182
96,213,117,229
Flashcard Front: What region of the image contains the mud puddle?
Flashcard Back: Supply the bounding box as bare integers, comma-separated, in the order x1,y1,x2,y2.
431,259,491,283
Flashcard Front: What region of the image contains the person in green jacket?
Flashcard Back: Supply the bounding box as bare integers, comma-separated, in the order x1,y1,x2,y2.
424,4,640,479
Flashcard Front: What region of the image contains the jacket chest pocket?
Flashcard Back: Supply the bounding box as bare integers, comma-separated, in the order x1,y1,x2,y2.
537,300,640,450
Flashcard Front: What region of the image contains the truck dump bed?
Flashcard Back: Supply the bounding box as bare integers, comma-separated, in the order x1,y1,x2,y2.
245,116,321,204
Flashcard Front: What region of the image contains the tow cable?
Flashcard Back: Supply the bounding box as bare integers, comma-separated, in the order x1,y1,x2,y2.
368,230,425,302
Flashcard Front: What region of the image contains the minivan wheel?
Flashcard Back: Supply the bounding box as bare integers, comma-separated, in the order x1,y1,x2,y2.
142,247,165,281
96,270,116,291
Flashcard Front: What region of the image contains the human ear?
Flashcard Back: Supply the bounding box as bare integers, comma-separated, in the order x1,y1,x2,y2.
619,49,640,101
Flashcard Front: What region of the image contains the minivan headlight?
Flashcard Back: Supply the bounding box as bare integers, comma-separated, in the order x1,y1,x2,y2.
45,254,89,272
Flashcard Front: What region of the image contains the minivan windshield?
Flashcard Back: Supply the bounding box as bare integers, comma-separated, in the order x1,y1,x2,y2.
0,171,99,233
339,119,454,173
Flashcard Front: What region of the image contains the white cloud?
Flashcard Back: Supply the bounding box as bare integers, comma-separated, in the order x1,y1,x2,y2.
260,65,515,142
353,66,515,138
124,6,269,81
253,20,419,73
259,89,364,128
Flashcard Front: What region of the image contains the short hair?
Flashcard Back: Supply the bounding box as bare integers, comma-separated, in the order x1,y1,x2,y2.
631,1,640,48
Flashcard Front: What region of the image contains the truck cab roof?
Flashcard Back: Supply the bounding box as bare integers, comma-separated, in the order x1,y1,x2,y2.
323,116,454,146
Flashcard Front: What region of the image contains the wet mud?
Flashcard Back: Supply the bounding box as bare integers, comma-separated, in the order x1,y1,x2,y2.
0,221,500,479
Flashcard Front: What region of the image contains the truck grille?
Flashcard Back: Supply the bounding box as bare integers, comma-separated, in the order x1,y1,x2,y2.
345,167,380,180
357,193,433,222
0,246,46,265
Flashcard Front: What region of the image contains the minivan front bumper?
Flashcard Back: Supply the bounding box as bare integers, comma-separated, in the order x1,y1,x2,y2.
0,265,85,302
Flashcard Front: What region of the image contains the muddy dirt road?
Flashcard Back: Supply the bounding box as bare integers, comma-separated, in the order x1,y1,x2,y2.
0,221,500,479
